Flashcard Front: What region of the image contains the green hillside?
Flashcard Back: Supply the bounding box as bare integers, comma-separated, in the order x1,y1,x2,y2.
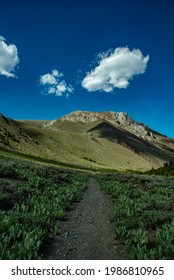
1,112,174,171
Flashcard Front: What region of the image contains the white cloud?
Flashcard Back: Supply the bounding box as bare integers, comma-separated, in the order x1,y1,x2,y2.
52,69,63,78
40,73,57,85
40,69,74,97
81,47,149,92
48,87,56,94
0,36,20,78
56,81,67,94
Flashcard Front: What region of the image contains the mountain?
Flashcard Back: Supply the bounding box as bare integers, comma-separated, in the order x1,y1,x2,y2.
1,111,174,171
61,111,154,140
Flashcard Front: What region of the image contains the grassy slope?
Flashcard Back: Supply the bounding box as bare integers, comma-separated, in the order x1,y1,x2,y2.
0,118,153,171
1,115,174,171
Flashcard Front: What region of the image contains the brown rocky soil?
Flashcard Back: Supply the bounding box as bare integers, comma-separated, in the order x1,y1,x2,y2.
43,178,126,260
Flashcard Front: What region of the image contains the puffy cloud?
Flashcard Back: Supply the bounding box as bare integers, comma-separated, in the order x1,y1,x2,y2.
40,73,57,85
40,69,74,97
56,81,67,94
81,47,149,92
0,36,20,78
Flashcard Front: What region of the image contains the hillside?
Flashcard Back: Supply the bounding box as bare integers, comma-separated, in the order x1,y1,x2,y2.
1,111,174,171
146,161,174,176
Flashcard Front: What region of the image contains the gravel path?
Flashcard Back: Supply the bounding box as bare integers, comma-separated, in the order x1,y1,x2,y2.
43,178,125,260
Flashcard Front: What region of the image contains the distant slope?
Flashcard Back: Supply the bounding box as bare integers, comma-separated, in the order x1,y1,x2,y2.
0,113,41,152
60,111,162,141
87,120,174,164
1,111,174,171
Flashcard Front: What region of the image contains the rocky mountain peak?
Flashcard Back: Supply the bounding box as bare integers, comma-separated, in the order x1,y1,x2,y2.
60,110,131,126
60,110,130,124
60,110,154,140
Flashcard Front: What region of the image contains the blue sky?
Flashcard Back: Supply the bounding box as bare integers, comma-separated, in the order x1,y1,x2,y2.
0,0,174,138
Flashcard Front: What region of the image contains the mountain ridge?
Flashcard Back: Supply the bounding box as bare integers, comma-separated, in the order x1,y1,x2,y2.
48,110,159,141
1,111,174,171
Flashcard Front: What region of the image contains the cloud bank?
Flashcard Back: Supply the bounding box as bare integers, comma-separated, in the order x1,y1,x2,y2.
40,69,74,97
82,47,149,92
0,36,19,78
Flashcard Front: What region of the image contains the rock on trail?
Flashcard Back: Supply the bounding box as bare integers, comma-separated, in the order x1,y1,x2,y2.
43,178,124,260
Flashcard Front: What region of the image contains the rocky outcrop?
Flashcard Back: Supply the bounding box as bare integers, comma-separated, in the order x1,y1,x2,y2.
60,110,154,141
43,120,57,127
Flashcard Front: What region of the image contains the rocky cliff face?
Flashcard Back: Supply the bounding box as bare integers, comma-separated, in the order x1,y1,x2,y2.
60,110,154,140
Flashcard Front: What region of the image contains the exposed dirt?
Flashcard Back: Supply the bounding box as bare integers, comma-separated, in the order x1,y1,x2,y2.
43,178,125,260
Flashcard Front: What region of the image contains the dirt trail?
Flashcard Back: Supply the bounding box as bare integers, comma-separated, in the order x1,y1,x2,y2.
43,178,124,260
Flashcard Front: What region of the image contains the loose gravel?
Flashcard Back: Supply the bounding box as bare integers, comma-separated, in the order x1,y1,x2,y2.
43,178,125,260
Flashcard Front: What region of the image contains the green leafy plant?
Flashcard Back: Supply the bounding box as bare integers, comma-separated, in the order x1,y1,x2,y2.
99,174,174,259
0,161,88,259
